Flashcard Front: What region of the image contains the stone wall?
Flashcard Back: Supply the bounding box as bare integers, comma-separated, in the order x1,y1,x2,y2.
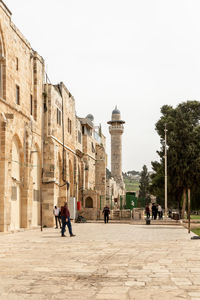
0,2,107,231
0,2,44,231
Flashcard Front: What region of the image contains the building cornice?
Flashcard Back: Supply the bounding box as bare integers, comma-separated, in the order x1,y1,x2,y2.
107,120,125,125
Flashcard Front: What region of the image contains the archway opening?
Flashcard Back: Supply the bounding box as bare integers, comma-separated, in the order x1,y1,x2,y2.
11,137,21,230
85,197,93,208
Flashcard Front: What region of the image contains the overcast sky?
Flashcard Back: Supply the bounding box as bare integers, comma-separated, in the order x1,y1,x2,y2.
4,0,200,172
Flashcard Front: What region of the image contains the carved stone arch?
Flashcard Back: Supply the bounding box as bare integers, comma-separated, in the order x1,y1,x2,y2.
85,197,93,208
11,134,23,230
12,134,23,159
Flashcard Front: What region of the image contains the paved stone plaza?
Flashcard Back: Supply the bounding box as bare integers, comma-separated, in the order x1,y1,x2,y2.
0,223,200,300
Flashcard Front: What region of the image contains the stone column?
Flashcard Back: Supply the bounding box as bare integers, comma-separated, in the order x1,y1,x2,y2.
107,107,125,185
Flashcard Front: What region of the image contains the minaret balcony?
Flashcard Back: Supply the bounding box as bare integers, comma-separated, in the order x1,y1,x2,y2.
109,125,124,134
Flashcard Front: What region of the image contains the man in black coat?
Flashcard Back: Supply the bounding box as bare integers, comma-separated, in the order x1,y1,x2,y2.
152,203,157,220
102,206,110,223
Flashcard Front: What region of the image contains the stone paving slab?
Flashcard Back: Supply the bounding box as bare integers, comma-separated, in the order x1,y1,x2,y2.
0,224,199,299
87,219,181,226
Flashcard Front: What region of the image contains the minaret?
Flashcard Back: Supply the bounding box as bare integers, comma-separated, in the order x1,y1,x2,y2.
107,106,125,186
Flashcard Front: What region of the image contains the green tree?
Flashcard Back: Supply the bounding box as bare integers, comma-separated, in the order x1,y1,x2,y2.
151,101,200,213
139,165,150,200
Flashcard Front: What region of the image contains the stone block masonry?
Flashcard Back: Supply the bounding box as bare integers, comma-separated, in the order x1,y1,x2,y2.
0,1,108,230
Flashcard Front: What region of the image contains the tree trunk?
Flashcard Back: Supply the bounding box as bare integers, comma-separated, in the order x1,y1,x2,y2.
188,188,191,234
177,190,182,216
181,188,186,219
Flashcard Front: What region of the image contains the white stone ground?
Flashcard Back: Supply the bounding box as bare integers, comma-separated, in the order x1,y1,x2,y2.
0,223,200,300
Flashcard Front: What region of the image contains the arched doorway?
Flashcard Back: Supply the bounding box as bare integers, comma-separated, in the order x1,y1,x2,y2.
11,136,21,230
85,197,93,208
31,145,40,226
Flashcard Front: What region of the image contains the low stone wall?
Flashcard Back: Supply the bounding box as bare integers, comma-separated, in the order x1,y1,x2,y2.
79,209,143,221
120,209,131,219
132,208,145,220
79,208,98,220
99,209,132,220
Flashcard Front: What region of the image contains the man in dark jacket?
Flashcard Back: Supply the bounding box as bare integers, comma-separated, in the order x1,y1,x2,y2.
152,203,157,220
60,202,75,237
102,205,110,223
145,204,150,219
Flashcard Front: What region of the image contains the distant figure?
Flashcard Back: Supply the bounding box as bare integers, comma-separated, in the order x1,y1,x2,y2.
60,202,76,237
53,206,61,229
168,209,172,218
152,203,157,220
158,204,162,219
145,204,150,219
102,205,110,223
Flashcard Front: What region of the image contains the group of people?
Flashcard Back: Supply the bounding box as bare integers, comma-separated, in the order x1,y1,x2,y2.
53,203,111,237
145,203,163,220
54,202,163,234
53,203,75,237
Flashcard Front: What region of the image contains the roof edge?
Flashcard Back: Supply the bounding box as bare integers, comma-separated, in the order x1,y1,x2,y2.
0,0,12,16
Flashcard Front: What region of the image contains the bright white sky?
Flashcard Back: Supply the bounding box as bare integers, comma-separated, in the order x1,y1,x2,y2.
4,0,200,172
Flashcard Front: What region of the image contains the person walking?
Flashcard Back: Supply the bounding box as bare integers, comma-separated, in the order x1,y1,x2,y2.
155,204,158,220
145,204,150,219
53,206,61,229
102,205,110,223
158,204,162,219
60,202,76,237
152,203,157,220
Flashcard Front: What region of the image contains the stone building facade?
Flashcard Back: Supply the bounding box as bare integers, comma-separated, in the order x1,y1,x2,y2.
41,83,107,225
0,1,44,231
0,1,107,231
78,116,107,220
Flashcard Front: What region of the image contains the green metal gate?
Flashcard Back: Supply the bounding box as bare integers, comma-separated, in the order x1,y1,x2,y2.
125,192,138,209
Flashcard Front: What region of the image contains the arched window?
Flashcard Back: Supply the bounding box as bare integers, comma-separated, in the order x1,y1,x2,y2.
85,197,93,208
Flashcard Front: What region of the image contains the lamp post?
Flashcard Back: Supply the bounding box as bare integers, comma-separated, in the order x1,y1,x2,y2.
164,124,168,218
